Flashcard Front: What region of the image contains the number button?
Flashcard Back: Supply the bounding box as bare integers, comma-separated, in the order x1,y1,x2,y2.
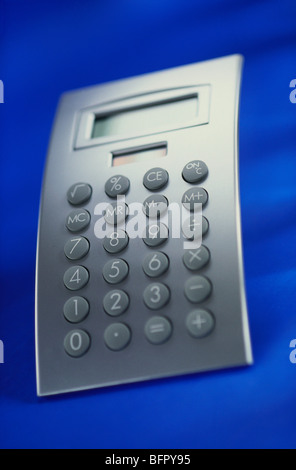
66,209,90,232
64,237,90,260
143,222,169,247
182,161,208,184
142,252,169,278
63,266,89,291
67,183,92,205
103,290,130,316
186,309,215,338
102,259,129,284
64,329,90,357
63,296,89,323
183,246,210,271
104,323,131,351
143,282,170,310
145,316,172,344
182,188,208,211
103,230,129,254
105,175,130,198
143,168,169,191
184,275,212,303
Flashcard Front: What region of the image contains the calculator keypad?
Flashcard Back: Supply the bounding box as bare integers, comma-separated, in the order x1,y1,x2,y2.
67,183,92,206
104,323,131,351
145,316,172,344
103,289,130,317
182,160,208,184
186,309,215,338
105,175,130,198
64,236,90,260
143,167,169,191
63,296,89,323
63,265,89,290
66,209,90,232
143,222,169,247
103,230,129,254
64,329,91,357
102,259,129,284
142,252,169,278
62,163,214,361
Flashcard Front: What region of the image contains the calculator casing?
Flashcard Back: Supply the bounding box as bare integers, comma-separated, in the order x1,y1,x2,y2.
35,55,253,396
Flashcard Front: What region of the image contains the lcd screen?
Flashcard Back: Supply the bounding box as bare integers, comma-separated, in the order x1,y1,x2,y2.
92,95,198,139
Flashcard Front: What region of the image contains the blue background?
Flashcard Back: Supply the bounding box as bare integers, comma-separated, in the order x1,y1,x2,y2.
1,0,296,449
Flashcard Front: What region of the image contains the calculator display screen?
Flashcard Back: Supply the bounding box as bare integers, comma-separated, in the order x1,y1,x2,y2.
91,95,198,139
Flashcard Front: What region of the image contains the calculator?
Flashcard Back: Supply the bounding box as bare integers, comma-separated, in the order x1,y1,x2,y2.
35,54,253,396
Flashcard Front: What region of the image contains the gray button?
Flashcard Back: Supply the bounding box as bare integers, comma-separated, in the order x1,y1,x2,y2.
66,209,90,232
142,252,169,278
105,175,130,198
104,202,128,225
102,259,129,284
104,323,131,351
103,290,129,316
186,309,215,338
182,160,208,184
182,188,208,211
64,329,90,357
103,230,129,254
143,282,170,310
63,296,89,323
145,316,172,344
143,195,168,218
184,275,212,303
143,167,169,191
67,183,92,206
143,223,169,247
64,236,90,260
183,245,210,271
182,216,209,240
63,266,89,291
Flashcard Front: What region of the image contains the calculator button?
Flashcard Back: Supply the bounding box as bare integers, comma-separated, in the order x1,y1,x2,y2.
182,188,208,211
103,289,129,316
102,259,129,284
142,195,168,218
184,275,212,303
63,266,89,291
66,209,90,232
143,223,169,247
183,246,210,271
64,329,90,357
104,323,131,351
103,230,129,254
105,175,130,198
105,175,130,197
145,316,172,344
143,168,169,191
142,252,169,278
67,183,92,206
143,282,170,310
64,236,90,260
104,202,128,225
63,296,89,323
182,216,209,239
182,161,208,184
186,309,215,338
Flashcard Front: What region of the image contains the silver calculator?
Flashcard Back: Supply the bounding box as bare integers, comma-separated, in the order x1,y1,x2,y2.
35,54,252,396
